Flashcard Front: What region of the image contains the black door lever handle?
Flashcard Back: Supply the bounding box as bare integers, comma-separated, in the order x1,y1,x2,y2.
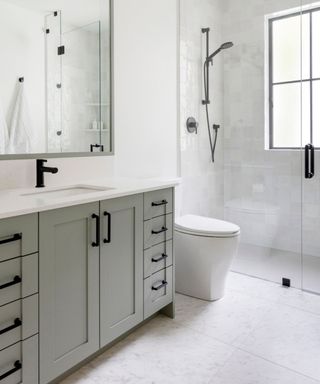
305,144,315,179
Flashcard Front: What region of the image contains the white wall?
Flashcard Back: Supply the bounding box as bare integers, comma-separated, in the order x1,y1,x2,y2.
113,0,179,179
0,0,179,189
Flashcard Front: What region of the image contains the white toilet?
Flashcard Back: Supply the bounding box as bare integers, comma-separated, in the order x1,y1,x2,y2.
175,215,240,301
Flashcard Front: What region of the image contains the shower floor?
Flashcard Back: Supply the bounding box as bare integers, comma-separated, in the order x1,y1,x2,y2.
61,272,320,384
232,242,320,294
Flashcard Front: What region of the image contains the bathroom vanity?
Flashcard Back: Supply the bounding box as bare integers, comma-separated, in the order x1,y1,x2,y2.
0,179,176,384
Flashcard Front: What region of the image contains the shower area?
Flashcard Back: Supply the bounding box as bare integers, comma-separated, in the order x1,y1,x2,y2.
45,10,110,153
180,0,320,294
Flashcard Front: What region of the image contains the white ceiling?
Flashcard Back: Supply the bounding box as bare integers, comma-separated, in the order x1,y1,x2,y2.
4,0,102,27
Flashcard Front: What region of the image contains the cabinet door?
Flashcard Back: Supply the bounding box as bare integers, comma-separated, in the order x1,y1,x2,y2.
39,203,100,384
100,195,143,347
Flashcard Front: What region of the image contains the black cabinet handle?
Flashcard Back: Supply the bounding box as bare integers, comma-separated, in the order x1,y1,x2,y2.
152,227,168,235
103,212,111,244
0,360,22,381
151,200,168,207
152,280,168,291
152,253,168,263
0,318,22,336
0,234,21,246
0,276,21,290
91,214,100,247
305,144,315,179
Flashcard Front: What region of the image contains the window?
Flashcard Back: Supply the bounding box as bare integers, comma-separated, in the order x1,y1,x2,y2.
267,8,320,149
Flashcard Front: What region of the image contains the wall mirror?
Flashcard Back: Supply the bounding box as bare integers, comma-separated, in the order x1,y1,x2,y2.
0,0,112,158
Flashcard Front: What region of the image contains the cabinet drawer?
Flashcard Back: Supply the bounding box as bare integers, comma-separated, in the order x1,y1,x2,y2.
144,214,173,249
0,334,38,384
0,214,38,262
144,266,173,319
144,240,173,278
0,254,38,307
0,259,21,307
144,189,173,220
0,301,21,351
0,295,38,352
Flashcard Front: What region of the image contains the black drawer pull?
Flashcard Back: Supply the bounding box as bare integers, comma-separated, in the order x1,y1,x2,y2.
152,253,168,263
0,276,21,290
0,318,22,336
0,234,21,246
151,227,168,235
151,200,168,207
91,214,100,247
0,360,22,381
152,280,168,291
103,211,111,244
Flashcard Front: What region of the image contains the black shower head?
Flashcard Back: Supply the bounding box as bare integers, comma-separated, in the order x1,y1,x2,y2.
220,41,234,50
206,41,234,62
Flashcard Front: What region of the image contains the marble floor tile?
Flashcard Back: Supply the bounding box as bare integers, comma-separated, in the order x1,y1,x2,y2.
228,273,320,316
226,271,287,302
278,287,320,316
60,273,320,384
213,350,320,384
61,315,235,384
238,303,320,381
175,288,273,345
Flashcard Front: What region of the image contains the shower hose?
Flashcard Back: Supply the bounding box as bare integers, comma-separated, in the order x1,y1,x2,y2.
203,61,219,163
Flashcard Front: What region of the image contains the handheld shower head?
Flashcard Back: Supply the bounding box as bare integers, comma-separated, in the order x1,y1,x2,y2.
206,41,234,62
220,41,234,50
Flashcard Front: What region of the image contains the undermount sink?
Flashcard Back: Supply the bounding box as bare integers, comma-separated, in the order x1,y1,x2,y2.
21,185,114,199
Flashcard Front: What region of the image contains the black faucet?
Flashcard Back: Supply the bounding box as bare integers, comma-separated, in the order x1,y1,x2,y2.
36,159,58,188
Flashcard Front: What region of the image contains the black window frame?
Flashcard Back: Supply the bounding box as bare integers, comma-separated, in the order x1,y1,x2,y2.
268,7,320,150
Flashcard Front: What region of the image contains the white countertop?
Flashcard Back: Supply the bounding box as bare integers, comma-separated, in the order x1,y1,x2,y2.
0,177,180,219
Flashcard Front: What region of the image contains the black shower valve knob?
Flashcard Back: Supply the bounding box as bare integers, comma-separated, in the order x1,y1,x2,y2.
186,117,199,134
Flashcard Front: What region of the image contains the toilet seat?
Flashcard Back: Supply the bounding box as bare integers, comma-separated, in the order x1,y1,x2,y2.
175,215,240,238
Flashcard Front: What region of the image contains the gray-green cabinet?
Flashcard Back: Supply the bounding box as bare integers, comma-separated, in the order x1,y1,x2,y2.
39,203,100,384
0,188,174,384
100,195,143,347
0,213,39,384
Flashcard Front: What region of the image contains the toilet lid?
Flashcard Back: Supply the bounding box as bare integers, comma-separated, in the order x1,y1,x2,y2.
175,215,240,237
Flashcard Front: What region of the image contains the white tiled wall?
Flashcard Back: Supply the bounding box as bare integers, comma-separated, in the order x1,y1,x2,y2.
180,0,320,291
179,0,225,219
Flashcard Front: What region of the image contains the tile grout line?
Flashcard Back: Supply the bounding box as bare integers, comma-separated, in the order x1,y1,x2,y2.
205,287,320,383
175,295,320,382
277,300,320,318
228,274,320,317
235,344,320,383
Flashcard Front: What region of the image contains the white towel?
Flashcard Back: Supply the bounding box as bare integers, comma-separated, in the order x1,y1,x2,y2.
8,82,34,154
0,101,9,154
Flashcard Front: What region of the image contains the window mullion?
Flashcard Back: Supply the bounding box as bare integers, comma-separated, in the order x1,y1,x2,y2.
310,11,313,144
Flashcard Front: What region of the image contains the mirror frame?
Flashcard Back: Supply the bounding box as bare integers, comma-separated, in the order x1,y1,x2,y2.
0,0,114,160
